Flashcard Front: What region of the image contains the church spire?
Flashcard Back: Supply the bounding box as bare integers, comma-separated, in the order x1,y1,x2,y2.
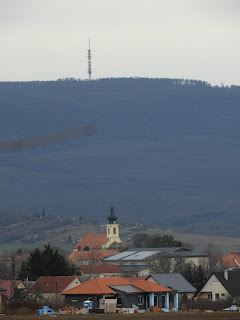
107,205,117,224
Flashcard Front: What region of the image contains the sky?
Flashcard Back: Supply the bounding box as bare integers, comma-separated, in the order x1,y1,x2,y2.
0,0,239,85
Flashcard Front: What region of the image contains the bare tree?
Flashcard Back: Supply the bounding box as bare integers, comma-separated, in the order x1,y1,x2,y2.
202,243,222,275
131,233,151,248
0,261,11,279
173,254,186,273
108,241,128,252
151,253,173,273
151,252,186,274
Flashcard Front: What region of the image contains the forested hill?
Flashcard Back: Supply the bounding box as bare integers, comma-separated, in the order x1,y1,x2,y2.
0,78,240,236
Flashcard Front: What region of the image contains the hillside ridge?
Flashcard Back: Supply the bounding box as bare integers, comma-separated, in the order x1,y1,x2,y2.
0,78,240,237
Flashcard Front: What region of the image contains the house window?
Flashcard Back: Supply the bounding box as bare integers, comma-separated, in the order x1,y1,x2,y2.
215,294,219,300
117,297,122,306
71,298,78,302
138,295,144,305
113,228,116,234
108,228,110,234
207,293,212,300
221,293,225,297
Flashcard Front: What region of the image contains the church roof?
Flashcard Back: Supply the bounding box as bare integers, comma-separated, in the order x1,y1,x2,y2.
73,233,109,250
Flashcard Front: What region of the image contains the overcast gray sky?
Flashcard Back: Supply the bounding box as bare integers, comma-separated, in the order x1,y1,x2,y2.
1,0,239,85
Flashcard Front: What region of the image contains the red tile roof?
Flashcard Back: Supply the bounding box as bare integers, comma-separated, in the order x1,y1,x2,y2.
0,254,29,261
80,264,122,275
73,233,109,250
29,276,78,293
0,280,23,297
62,277,131,295
68,250,117,261
220,253,240,268
62,277,172,295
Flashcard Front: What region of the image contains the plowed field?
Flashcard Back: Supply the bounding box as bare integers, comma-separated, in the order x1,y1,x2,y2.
2,312,240,320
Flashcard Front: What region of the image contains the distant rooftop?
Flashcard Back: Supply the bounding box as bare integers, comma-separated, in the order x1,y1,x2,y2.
104,247,207,262
147,273,196,293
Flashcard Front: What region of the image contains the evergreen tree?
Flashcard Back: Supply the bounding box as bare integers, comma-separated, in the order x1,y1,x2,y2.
16,248,23,255
18,244,77,280
195,265,207,292
182,263,194,284
182,262,207,294
67,235,73,243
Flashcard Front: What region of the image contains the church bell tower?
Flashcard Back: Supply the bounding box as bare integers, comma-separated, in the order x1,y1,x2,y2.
106,205,121,245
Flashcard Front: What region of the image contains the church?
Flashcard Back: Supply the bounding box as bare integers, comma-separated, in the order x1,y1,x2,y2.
72,206,122,251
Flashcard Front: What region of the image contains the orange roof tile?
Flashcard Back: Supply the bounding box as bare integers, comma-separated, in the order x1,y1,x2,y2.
131,280,172,293
68,250,117,261
73,233,108,250
62,277,172,295
220,253,240,268
80,264,122,275
62,277,129,295
29,276,78,293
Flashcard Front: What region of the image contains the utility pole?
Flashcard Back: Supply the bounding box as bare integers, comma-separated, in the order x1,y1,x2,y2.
10,257,16,302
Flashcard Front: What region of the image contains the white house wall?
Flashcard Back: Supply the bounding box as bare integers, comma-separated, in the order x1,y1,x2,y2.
198,274,229,301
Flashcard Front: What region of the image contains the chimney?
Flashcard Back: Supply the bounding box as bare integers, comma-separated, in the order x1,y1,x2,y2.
224,269,228,281
135,273,138,279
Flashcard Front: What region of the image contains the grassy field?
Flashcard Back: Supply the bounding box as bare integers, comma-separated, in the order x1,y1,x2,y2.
2,312,240,320
1,224,240,256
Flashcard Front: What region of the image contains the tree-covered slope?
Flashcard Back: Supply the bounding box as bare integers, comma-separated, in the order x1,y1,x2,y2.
0,78,240,235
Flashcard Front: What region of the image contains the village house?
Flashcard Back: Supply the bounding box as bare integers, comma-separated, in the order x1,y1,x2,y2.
61,276,178,312
0,280,26,301
146,273,196,301
197,270,240,301
28,276,81,304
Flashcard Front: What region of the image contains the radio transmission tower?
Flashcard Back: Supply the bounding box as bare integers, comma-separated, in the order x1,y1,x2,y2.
87,39,92,80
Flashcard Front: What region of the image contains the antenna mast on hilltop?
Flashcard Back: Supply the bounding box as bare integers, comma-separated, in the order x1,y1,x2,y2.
88,39,92,80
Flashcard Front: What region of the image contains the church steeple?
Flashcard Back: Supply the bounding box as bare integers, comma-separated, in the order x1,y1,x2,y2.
105,205,121,246
107,205,117,224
